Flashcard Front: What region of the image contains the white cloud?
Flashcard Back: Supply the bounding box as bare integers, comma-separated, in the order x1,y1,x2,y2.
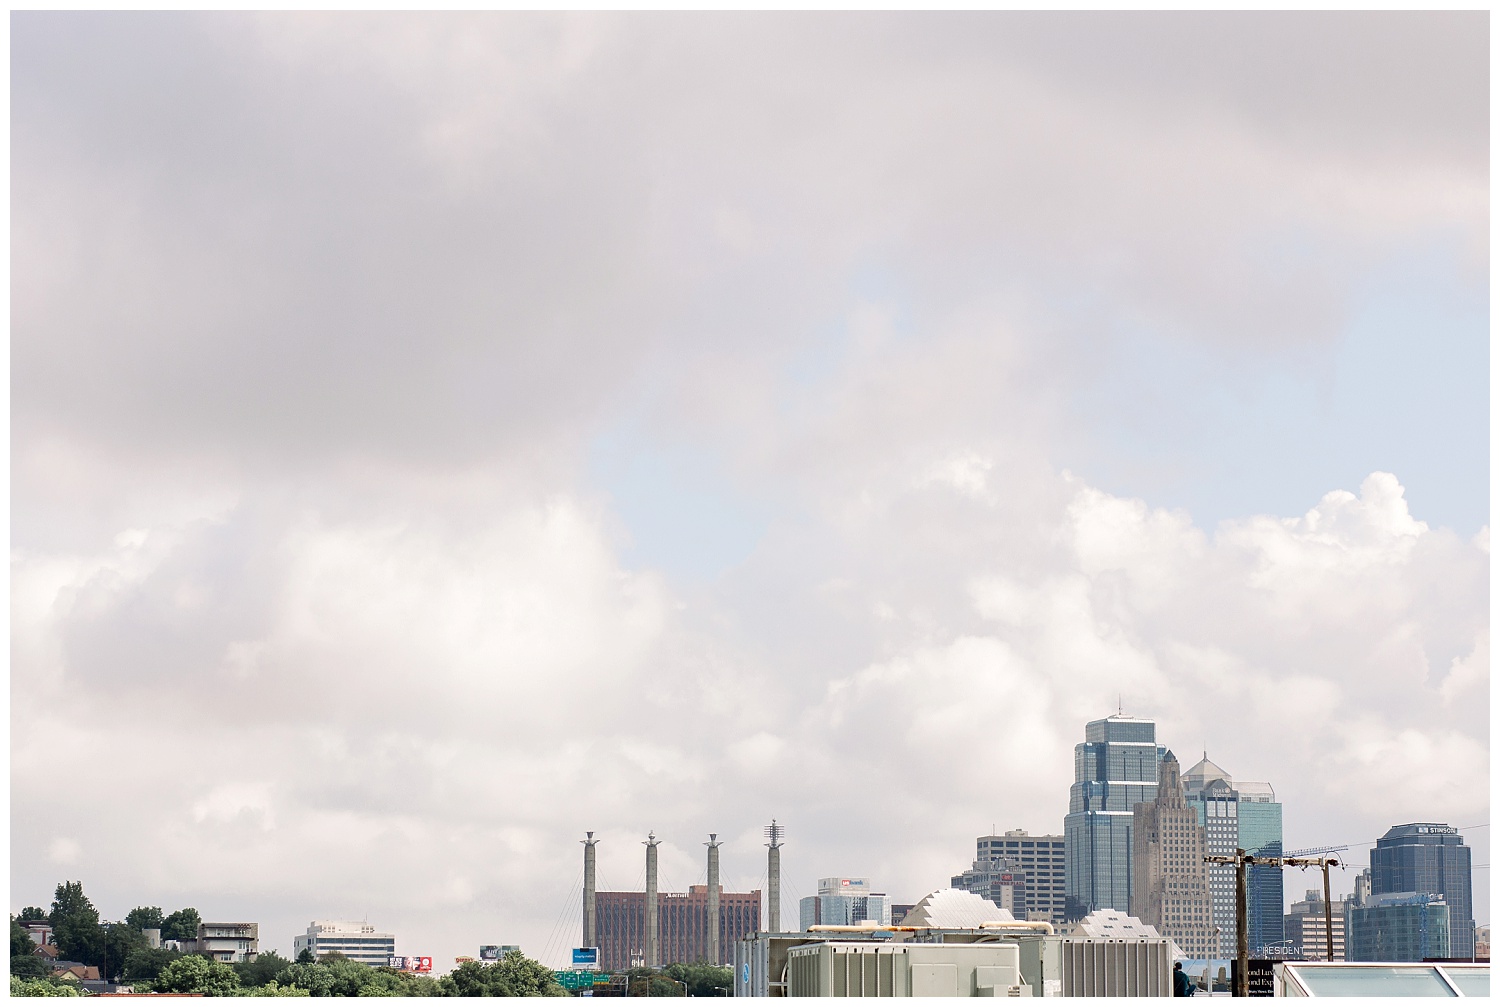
10,11,1484,969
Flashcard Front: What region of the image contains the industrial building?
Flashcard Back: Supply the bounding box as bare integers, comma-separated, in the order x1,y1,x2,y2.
292,921,396,966
735,886,1175,997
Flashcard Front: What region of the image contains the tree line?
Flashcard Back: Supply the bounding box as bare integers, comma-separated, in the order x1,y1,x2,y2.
11,881,569,997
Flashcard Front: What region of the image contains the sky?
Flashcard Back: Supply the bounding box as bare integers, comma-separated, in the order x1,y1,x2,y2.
11,12,1489,968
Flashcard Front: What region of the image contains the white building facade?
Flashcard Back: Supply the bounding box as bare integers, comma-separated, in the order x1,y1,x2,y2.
293,921,396,966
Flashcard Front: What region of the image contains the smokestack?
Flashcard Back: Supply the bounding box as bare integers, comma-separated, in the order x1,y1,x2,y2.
705,834,722,964
765,820,784,933
644,831,661,967
582,831,599,949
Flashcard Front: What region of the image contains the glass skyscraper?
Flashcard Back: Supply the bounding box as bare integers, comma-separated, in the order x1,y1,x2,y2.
1183,755,1284,958
1064,715,1160,915
1370,823,1474,959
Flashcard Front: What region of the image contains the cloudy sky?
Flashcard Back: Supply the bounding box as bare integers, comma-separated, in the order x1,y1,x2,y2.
12,12,1488,966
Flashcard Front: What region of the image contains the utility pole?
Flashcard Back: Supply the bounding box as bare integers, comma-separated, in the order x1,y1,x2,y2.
1206,851,1342,996
1322,859,1335,962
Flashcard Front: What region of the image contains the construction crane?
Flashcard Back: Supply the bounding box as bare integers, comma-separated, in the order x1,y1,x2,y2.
1284,844,1349,858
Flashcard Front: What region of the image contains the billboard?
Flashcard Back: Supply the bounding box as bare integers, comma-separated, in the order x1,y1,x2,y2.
480,945,520,961
572,947,599,967
387,956,433,972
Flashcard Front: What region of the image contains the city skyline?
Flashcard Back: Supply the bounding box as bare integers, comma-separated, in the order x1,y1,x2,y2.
12,12,1487,972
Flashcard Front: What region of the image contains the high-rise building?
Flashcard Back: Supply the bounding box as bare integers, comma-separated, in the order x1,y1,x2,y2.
1065,714,1161,915
595,886,761,970
1130,752,1216,958
799,878,890,931
1182,754,1284,957
293,922,396,966
951,831,1066,923
1283,888,1349,961
1370,823,1474,959
1346,892,1451,962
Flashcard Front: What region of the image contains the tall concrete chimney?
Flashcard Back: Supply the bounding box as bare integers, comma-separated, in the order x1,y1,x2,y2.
644,831,661,967
705,834,722,964
765,820,784,933
582,831,599,950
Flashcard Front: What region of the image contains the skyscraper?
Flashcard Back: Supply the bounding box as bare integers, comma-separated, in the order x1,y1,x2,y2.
1370,823,1475,959
1064,714,1161,915
1183,754,1284,958
1130,752,1216,958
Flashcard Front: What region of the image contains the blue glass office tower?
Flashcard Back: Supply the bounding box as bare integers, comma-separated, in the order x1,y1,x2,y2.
1183,755,1284,958
1371,823,1474,958
1065,715,1160,914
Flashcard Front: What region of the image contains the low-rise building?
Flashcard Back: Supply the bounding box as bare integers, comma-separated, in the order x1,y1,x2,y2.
1346,892,1451,963
1283,888,1349,961
293,921,396,966
196,922,259,963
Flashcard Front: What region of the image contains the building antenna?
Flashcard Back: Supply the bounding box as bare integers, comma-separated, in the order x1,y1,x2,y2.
1118,694,1123,716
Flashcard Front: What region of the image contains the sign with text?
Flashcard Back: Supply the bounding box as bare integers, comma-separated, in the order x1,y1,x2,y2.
388,956,433,973
572,947,599,967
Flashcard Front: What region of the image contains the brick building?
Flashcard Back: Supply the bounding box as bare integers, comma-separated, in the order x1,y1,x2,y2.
596,885,760,971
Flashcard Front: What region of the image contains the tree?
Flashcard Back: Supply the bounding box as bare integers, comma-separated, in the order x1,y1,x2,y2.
48,884,96,927
10,974,85,997
441,952,568,997
160,908,202,942
122,946,182,982
154,955,242,996
10,955,49,980
294,948,315,965
234,950,292,988
13,917,38,959
100,925,151,982
48,883,101,967
124,907,165,932
623,967,687,998
17,908,49,925
662,961,733,997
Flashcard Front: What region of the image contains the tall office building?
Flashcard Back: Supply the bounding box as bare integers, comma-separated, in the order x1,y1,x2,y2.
1130,753,1216,958
1064,714,1161,915
1370,823,1474,959
798,878,890,931
1182,754,1284,957
951,830,1066,923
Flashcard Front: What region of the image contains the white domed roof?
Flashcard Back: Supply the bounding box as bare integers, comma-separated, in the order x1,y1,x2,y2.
901,888,1012,929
